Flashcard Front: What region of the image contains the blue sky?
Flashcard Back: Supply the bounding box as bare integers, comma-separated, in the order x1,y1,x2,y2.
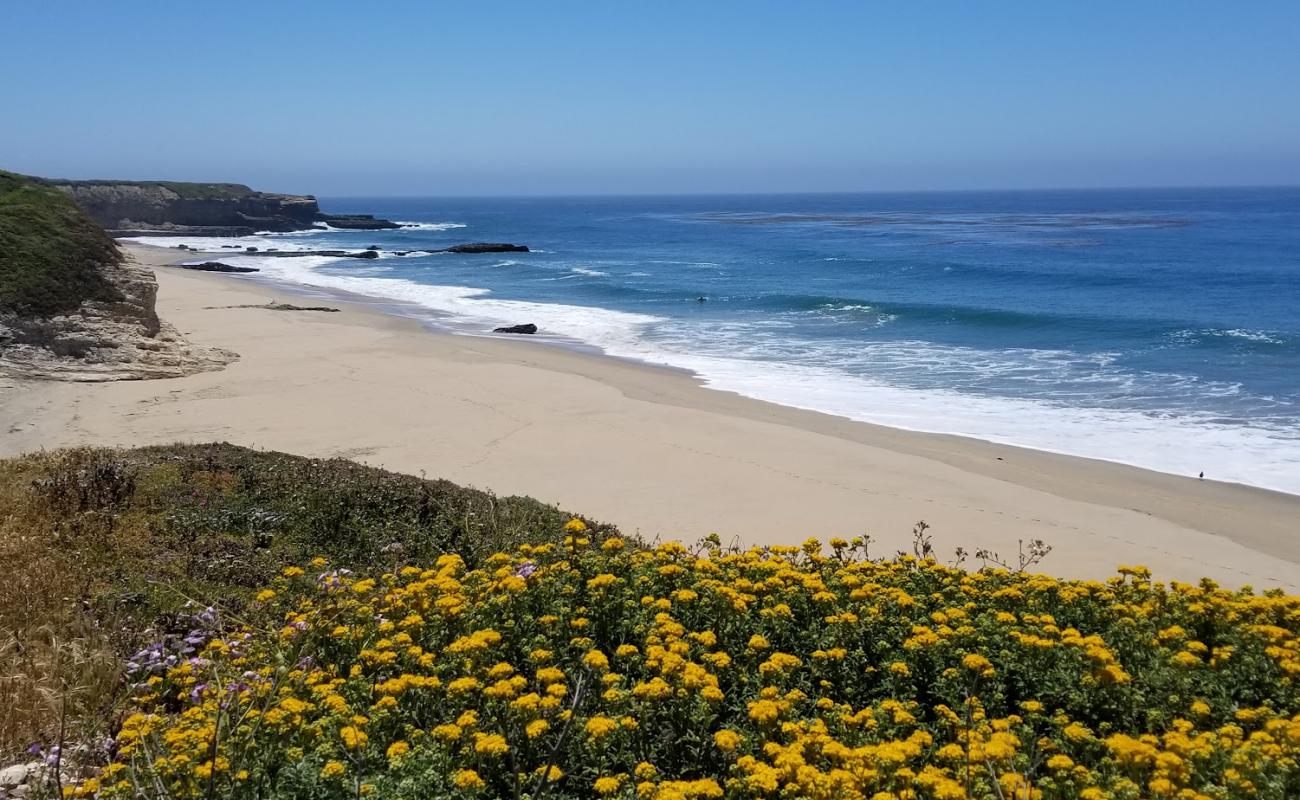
4,1,1299,195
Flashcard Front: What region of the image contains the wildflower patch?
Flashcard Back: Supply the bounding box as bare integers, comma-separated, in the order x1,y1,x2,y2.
88,531,1300,799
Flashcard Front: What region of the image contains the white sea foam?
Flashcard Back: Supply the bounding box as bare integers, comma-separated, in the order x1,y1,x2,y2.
220,252,661,354
393,221,468,231
622,349,1300,496
123,234,319,252
571,267,610,277
1171,328,1289,346
1211,328,1287,345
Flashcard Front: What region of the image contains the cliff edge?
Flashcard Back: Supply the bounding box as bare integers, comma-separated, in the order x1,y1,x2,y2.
32,177,399,237
0,171,235,380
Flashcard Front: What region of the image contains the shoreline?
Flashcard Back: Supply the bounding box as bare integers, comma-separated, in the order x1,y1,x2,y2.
2,243,1298,589
132,229,1300,498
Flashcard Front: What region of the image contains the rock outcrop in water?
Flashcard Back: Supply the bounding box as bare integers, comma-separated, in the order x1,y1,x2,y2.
29,177,401,237
492,323,538,335
0,171,236,381
441,242,530,254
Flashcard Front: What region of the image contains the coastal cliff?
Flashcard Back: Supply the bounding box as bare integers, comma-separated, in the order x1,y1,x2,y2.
0,171,234,380
31,177,400,237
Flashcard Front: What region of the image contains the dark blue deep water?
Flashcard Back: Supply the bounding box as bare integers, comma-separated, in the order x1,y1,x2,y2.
141,188,1300,493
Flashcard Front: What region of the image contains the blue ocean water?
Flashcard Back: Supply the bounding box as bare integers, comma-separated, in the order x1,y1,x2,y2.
136,188,1300,494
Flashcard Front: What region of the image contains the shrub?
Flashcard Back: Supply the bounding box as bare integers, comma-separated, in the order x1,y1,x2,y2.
85,530,1300,799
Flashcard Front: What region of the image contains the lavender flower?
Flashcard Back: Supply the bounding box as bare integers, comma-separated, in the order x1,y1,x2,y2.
514,561,538,579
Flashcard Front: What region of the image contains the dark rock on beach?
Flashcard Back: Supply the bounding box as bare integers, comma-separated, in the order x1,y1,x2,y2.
493,323,538,335
179,262,260,274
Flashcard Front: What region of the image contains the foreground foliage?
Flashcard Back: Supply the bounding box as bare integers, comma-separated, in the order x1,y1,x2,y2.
0,444,599,760
89,527,1300,799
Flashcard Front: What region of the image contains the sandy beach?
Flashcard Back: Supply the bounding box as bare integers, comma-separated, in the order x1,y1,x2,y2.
3,243,1298,589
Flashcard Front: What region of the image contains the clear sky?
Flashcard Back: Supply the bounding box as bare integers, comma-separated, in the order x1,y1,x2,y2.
4,1,1299,196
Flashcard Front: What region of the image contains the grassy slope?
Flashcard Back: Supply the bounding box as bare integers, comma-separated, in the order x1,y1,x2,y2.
0,443,609,758
0,170,123,317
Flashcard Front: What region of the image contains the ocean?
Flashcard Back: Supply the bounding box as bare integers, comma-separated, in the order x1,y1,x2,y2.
129,188,1300,495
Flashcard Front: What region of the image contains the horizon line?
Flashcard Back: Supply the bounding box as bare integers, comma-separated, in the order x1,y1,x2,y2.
311,183,1300,200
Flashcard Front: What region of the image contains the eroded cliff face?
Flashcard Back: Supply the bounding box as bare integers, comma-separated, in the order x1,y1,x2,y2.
41,180,322,235
0,172,235,381
0,254,236,381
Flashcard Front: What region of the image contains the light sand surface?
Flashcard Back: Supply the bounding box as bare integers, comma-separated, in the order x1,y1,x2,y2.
3,244,1298,589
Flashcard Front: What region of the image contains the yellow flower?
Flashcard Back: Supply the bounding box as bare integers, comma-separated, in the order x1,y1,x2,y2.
564,518,588,532
587,573,618,590
961,652,995,677
889,661,910,676
747,699,781,724
714,729,741,752
453,769,485,790
473,732,509,757
320,761,346,779
386,740,410,760
340,726,368,750
1046,754,1073,770
526,719,550,739
594,776,622,795
586,716,619,740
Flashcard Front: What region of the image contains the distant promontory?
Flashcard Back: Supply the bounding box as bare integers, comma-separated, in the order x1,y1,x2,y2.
27,177,402,237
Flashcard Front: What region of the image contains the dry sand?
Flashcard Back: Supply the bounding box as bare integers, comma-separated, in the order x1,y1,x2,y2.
3,244,1298,589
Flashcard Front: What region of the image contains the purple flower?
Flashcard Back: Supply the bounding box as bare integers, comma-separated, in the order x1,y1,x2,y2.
514,561,538,579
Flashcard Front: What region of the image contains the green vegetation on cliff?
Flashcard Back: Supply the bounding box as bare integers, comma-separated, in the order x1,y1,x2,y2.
0,170,123,316
0,443,605,759
32,177,257,201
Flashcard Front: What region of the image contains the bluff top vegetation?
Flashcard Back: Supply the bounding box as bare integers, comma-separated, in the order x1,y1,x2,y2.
2,444,1298,800
0,444,601,761
0,170,122,316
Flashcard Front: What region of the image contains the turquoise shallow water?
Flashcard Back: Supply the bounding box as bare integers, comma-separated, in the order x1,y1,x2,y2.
134,188,1300,493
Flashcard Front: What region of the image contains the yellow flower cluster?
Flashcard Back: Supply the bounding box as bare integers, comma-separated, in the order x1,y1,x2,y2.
83,528,1300,799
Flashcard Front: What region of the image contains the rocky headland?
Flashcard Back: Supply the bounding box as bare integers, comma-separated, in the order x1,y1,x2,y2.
29,176,401,237
0,171,235,381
